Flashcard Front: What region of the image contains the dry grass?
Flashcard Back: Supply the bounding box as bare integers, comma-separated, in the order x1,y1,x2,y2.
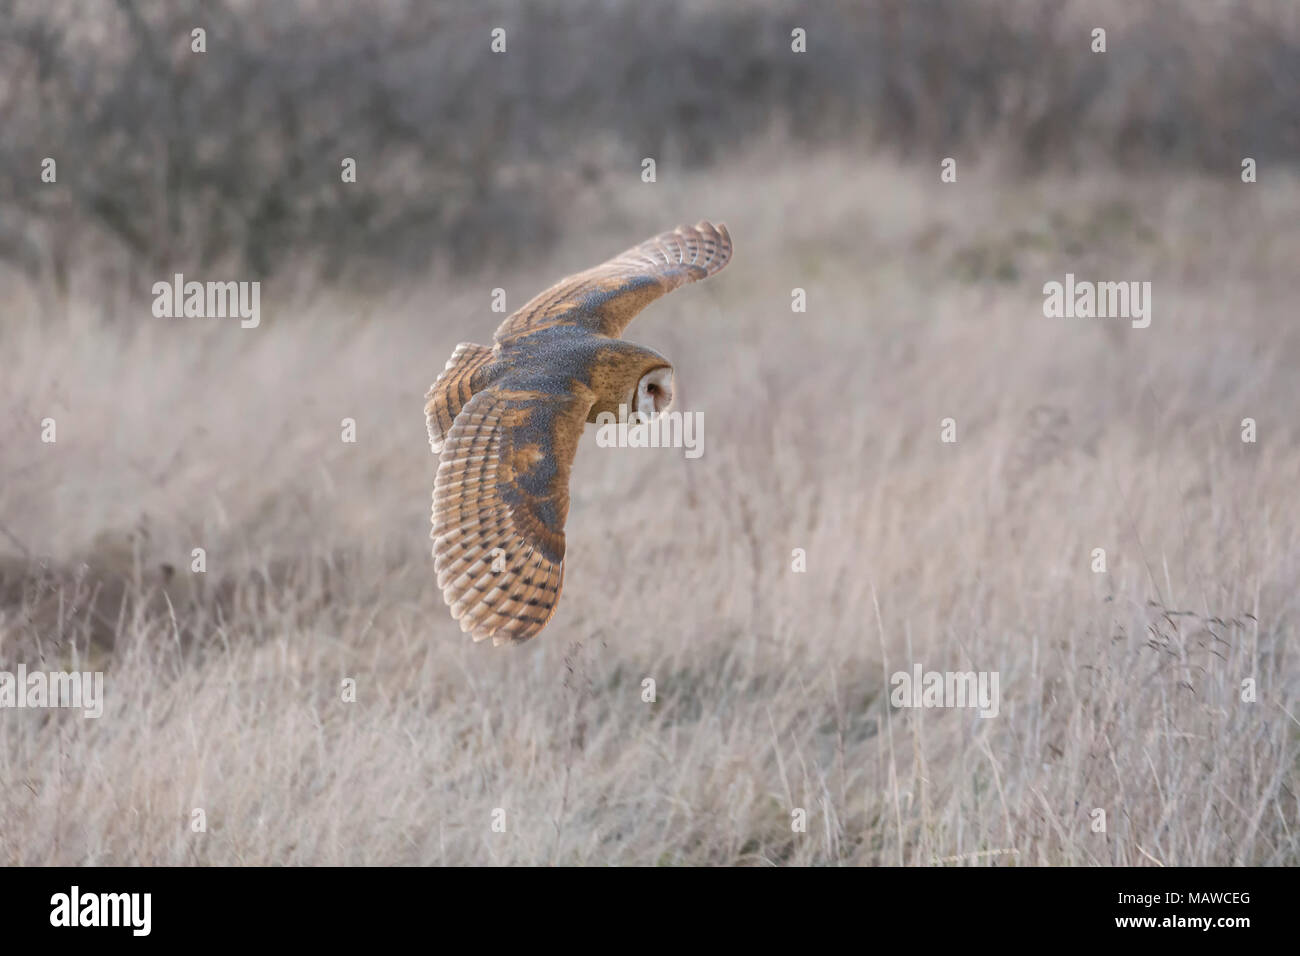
1,151,1298,865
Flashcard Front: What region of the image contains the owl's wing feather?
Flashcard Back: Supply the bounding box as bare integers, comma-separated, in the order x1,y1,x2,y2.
431,384,592,645
493,220,732,346
425,341,495,454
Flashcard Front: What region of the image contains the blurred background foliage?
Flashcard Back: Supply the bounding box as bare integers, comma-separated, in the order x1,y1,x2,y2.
1,0,1297,287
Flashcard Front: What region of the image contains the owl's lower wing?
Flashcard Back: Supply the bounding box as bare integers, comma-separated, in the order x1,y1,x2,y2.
431,385,594,645
493,220,731,346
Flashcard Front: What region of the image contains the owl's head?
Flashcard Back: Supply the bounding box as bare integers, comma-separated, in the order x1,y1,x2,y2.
634,365,674,419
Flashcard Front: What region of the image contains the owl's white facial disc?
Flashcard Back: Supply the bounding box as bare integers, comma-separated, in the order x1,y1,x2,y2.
634,366,674,420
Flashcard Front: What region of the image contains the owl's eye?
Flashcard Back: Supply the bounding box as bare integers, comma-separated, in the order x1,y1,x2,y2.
646,383,659,394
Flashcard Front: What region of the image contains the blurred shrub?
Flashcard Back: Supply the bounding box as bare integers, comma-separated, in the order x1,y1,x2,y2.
0,0,1296,285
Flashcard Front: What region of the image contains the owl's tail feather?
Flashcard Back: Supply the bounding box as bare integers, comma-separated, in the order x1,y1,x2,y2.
425,342,495,454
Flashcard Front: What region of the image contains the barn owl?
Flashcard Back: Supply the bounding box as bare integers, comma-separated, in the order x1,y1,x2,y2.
425,221,733,645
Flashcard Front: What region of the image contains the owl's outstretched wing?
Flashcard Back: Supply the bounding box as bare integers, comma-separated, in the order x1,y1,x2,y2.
431,384,593,645
493,220,732,346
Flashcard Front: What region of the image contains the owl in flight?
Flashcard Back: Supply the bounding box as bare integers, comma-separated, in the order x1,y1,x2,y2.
425,220,732,645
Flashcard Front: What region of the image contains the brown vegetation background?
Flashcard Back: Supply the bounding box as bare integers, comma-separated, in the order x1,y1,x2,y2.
0,0,1297,864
